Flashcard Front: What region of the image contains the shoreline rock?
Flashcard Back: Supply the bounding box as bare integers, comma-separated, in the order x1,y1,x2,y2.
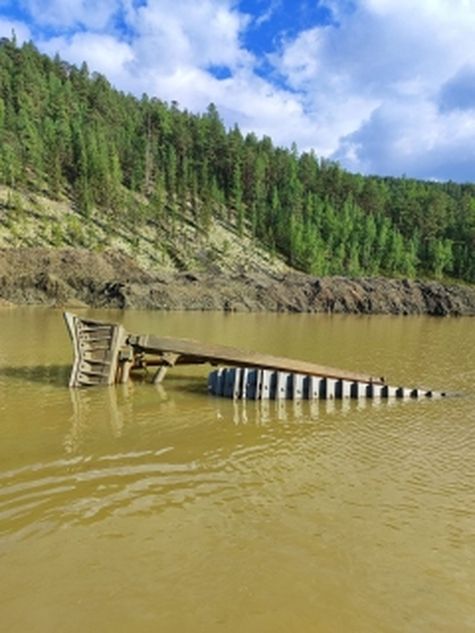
0,247,474,316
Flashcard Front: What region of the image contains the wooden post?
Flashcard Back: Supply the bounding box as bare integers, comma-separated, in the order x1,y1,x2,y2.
152,353,180,385
117,347,134,384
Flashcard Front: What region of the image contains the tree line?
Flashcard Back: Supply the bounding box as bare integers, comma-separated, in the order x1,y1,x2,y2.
0,37,473,281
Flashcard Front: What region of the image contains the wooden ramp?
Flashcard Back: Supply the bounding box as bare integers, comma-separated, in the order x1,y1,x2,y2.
64,312,445,399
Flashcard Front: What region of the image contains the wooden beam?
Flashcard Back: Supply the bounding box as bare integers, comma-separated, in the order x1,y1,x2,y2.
152,353,180,384
128,334,385,385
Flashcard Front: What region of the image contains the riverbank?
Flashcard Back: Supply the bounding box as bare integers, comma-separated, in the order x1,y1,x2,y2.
0,248,474,315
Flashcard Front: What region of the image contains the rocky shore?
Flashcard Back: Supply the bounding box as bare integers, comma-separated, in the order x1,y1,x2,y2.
1,248,474,316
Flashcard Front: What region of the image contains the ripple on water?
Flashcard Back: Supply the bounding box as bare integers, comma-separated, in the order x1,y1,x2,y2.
0,444,266,539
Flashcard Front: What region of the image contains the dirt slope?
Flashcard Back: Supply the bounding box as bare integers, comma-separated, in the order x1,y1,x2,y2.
1,248,474,316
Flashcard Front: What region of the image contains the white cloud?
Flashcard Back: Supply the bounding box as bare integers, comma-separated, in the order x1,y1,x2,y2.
202,69,311,148
439,66,475,112
41,32,134,80
21,0,120,29
336,99,475,181
129,0,251,72
31,0,314,151
0,17,31,42
275,27,324,87
118,60,313,150
4,0,475,180
272,0,475,178
254,0,281,27
271,23,381,155
34,0,314,150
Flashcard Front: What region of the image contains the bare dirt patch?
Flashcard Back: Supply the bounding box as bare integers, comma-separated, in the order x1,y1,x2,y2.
1,248,474,316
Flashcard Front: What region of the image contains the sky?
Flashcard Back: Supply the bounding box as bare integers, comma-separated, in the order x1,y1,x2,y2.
1,0,475,182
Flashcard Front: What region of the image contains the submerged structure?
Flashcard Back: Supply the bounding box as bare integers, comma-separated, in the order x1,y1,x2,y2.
64,312,445,400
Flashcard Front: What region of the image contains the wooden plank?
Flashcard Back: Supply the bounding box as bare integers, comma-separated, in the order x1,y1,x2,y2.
129,334,385,385
64,312,389,389
64,312,127,388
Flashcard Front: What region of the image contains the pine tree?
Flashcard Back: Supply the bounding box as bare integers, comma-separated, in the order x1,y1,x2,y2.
0,37,473,282
230,161,244,233
0,96,4,131
151,169,167,222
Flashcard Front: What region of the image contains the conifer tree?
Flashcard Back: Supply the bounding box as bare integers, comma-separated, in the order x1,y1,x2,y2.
0,37,473,282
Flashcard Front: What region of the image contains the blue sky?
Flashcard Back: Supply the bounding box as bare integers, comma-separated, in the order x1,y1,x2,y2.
1,0,475,182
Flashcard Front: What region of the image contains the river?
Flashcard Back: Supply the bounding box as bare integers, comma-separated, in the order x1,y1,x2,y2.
0,308,474,633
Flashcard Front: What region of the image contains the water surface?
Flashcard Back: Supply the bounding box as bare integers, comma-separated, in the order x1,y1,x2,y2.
0,308,474,632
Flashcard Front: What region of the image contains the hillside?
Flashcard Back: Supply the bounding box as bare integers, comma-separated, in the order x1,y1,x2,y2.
1,247,475,315
0,185,289,277
0,37,474,313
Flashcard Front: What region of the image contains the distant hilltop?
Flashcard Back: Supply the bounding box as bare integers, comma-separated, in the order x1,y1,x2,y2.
0,38,473,288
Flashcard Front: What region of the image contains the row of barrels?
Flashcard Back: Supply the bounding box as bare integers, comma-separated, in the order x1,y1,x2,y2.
208,367,444,400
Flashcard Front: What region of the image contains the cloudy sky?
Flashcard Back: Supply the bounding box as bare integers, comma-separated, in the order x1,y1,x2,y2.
1,0,475,182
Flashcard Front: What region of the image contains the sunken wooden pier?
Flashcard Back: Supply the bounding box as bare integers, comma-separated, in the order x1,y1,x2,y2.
64,312,445,399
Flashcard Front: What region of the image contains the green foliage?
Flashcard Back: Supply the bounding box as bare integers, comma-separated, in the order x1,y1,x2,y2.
0,96,4,130
50,221,64,247
0,38,473,281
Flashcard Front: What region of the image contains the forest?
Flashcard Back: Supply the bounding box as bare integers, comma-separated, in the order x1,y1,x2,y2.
0,37,474,282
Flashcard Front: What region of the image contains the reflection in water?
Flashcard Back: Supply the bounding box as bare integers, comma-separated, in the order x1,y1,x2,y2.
0,364,70,387
228,394,403,426
66,386,125,453
65,382,408,450
0,383,418,541
65,383,172,453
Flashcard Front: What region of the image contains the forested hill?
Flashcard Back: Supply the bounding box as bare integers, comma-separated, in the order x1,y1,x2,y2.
0,38,474,283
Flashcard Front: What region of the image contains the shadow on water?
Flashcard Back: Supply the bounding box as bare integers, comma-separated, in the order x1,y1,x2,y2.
164,375,209,395
0,364,71,387
0,364,209,392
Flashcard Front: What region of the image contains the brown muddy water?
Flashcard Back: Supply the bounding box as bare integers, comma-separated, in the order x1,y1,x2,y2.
0,308,474,633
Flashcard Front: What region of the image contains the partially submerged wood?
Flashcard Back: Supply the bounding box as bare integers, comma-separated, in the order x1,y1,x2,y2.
64,312,446,399
208,368,446,400
128,333,385,384
64,312,385,388
64,312,127,387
